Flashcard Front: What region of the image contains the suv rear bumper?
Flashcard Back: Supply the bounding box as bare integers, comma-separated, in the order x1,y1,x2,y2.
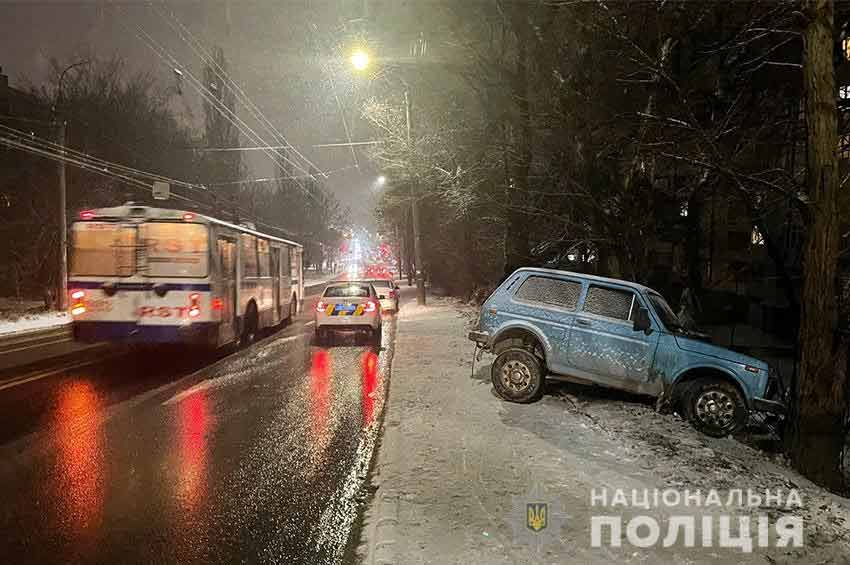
468,329,490,347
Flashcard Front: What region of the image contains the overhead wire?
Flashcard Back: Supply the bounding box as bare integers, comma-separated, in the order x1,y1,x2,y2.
123,16,322,204
149,2,328,179
0,122,210,197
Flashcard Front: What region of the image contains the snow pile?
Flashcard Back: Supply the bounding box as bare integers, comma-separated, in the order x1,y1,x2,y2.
0,311,70,336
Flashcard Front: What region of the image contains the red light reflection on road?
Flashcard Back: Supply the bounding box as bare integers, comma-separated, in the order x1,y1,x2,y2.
176,391,208,513
310,349,332,469
53,380,105,541
362,351,379,428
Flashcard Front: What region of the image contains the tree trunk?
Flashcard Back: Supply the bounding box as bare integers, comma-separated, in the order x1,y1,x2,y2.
503,4,532,279
788,0,849,493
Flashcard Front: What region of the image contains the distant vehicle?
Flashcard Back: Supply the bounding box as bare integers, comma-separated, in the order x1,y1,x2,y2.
365,264,392,279
367,279,399,312
315,282,382,345
468,268,786,437
68,204,303,348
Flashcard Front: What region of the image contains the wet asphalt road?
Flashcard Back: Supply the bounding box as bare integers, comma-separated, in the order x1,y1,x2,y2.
0,300,394,564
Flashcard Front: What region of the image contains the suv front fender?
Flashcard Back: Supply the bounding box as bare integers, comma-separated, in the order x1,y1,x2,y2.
490,320,554,359
670,363,755,408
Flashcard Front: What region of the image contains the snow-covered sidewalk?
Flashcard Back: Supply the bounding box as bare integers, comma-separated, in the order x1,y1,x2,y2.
357,288,850,564
0,311,69,337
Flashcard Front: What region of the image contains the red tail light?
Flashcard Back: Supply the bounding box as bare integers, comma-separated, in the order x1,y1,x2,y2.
70,289,86,315
79,210,95,220
316,300,327,312
211,297,224,310
363,300,377,313
188,292,201,318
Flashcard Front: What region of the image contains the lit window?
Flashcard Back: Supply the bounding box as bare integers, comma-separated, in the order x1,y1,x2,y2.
751,227,765,246
841,85,850,100
680,203,688,217
844,37,850,60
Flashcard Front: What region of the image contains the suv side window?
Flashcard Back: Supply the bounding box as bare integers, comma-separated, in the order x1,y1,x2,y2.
583,285,636,321
514,276,582,311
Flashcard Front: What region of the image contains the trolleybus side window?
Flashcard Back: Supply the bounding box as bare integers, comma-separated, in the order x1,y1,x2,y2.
70,223,136,277
258,238,271,277
281,246,290,280
241,234,258,278
140,222,209,278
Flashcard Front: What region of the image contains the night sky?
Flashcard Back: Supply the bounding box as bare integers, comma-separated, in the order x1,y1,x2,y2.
0,0,381,222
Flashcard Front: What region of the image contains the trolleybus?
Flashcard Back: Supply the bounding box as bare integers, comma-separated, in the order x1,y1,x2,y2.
68,204,304,348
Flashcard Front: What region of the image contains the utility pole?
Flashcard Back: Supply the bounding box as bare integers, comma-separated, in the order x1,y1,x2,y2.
56,120,67,310
404,89,426,305
52,60,88,311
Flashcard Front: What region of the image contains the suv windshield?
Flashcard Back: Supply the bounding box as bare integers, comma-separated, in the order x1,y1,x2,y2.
647,292,683,331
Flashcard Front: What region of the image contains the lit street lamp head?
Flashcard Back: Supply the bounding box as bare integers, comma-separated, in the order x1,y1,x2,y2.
377,175,386,186
350,49,370,71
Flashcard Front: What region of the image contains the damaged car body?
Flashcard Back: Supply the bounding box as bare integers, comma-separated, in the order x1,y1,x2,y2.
469,268,786,437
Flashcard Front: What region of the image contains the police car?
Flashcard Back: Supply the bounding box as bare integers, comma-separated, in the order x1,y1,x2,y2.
315,281,382,345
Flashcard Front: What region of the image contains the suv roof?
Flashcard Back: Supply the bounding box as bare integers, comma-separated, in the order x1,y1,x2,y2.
511,267,654,294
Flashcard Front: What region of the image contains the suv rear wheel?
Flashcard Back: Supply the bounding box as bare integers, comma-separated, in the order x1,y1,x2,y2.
683,377,748,437
491,348,545,403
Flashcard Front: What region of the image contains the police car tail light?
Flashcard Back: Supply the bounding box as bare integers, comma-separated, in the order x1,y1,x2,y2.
363,300,377,313
316,300,327,312
188,293,201,318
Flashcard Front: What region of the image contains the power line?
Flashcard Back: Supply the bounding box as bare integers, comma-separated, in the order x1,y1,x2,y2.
125,16,326,207
149,3,327,179
209,165,359,186
0,123,210,197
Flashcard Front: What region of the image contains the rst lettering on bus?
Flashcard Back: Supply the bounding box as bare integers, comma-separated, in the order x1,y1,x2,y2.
68,204,304,348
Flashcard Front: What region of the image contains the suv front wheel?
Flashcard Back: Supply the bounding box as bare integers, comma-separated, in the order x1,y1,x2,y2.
683,378,748,437
491,348,545,403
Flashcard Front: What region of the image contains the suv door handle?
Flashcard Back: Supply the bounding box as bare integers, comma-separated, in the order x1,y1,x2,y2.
575,318,591,326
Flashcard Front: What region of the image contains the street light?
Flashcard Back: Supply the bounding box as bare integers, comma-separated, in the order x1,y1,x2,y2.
350,49,370,71
349,46,427,306
376,175,386,186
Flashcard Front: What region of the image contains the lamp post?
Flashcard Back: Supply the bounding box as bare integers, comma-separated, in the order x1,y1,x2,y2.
51,60,90,310
350,48,426,305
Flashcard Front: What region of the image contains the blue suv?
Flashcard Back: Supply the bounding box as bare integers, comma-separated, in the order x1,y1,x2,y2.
469,268,785,437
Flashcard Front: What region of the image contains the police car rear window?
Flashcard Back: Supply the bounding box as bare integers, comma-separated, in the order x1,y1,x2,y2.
514,276,581,310
324,285,371,298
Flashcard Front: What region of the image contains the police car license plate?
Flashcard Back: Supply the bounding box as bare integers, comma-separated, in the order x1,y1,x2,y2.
333,303,363,316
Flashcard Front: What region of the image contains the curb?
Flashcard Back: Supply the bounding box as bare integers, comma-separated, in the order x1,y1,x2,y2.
367,486,400,565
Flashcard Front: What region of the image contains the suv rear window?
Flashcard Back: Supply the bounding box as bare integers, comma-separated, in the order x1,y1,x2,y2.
514,276,581,310
583,285,636,321
324,285,372,298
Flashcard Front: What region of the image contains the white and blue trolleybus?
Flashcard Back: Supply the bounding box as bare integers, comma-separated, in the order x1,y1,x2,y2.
68,204,304,347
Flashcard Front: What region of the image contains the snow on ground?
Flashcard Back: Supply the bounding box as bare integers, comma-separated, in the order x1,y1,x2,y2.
0,311,69,336
358,288,850,565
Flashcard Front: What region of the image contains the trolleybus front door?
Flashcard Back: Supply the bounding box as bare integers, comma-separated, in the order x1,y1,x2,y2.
218,238,238,344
